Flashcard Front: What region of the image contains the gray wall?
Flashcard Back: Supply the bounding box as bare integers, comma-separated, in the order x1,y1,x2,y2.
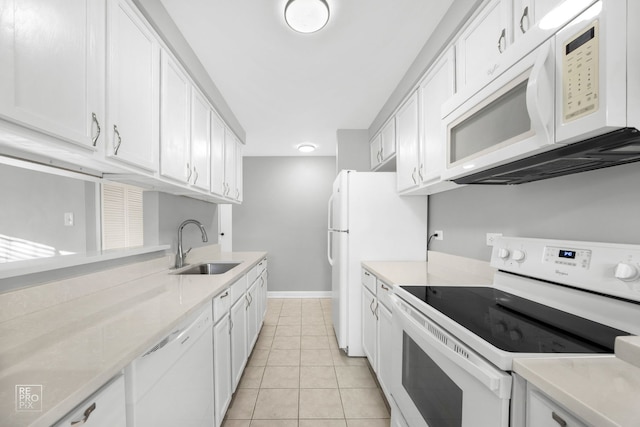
234,157,336,293
0,164,89,260
336,130,370,172
144,192,218,253
428,162,640,261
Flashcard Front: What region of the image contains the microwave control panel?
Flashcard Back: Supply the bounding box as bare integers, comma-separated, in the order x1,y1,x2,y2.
562,20,600,123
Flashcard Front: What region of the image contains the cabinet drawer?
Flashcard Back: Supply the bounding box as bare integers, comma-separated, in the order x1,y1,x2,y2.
527,389,587,427
230,275,248,304
376,279,394,311
213,288,232,323
362,269,376,293
54,375,125,426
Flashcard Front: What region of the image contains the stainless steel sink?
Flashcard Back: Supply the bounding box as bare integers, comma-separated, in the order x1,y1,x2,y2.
177,262,241,275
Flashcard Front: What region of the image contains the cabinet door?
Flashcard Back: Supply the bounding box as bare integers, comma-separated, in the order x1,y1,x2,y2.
213,315,232,427
0,0,105,149
235,139,243,202
190,87,211,191
456,0,512,91
230,297,247,392
260,270,268,321
380,118,396,161
246,281,259,351
223,128,236,198
361,286,377,372
210,112,226,196
377,303,393,400
513,0,563,39
160,51,191,183
106,0,159,171
527,389,587,427
54,376,125,427
370,134,382,169
420,49,455,184
395,91,420,192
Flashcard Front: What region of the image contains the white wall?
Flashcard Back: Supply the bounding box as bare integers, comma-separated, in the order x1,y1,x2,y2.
233,157,336,293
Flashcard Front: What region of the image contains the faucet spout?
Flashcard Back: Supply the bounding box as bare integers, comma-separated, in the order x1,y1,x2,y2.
175,219,208,269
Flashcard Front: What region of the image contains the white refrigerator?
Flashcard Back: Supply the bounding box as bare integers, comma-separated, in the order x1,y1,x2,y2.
327,170,427,356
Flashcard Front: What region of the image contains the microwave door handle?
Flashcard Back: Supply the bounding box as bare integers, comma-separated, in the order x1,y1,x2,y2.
526,40,555,143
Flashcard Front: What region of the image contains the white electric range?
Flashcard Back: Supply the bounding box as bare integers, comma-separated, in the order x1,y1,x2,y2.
390,236,640,427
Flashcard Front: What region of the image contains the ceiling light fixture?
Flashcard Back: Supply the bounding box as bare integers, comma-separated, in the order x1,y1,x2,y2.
284,0,330,34
297,143,317,153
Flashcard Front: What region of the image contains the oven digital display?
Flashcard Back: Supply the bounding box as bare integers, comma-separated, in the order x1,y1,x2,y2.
559,250,577,259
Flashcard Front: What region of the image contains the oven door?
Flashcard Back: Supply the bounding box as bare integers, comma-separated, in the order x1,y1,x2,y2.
391,295,512,427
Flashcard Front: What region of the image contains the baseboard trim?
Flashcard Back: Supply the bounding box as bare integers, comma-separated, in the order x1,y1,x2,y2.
267,291,332,299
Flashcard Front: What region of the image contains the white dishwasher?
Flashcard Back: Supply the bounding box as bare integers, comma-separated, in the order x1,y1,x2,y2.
125,301,214,427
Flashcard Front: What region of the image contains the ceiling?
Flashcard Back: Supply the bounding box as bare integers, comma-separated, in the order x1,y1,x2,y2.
159,0,454,157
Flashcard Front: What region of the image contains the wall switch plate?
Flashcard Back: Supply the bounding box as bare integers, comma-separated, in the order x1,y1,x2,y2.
434,230,443,241
486,232,502,246
64,212,74,227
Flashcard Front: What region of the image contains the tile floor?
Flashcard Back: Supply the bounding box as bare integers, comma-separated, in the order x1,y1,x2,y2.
223,298,391,427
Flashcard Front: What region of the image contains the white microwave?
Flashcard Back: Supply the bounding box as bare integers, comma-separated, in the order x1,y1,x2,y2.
441,0,640,185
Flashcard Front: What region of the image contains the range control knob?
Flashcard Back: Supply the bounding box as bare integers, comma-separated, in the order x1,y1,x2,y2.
512,250,526,262
498,248,510,260
614,263,639,281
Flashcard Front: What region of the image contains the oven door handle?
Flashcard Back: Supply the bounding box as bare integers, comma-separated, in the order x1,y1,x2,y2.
393,296,511,398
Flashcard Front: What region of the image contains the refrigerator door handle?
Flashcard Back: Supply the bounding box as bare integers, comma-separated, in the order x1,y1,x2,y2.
328,193,335,230
327,229,334,266
327,193,335,266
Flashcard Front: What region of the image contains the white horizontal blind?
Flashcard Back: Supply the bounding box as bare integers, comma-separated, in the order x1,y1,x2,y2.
101,183,144,250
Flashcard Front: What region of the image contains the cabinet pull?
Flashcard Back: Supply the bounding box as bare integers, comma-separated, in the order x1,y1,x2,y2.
519,6,529,34
497,28,506,53
418,164,424,181
220,291,229,299
70,402,96,426
411,167,417,184
381,284,389,291
91,113,101,147
193,166,198,185
374,301,379,320
551,412,567,427
236,189,240,199
186,163,192,181
113,125,122,155
369,297,375,314
364,271,371,276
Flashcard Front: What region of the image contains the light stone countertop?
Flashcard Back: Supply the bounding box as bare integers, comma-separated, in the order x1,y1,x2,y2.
0,246,266,427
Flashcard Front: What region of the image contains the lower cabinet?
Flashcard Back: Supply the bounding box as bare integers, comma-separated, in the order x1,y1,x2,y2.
54,375,125,427
213,314,232,427
230,296,247,392
377,302,393,397
361,285,378,370
246,280,260,351
527,386,587,427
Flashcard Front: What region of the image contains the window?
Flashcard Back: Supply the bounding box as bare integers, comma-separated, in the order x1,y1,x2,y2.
101,183,144,250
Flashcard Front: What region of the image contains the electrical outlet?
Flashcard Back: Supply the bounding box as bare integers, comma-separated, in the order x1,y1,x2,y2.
64,212,74,227
486,232,502,246
434,230,443,241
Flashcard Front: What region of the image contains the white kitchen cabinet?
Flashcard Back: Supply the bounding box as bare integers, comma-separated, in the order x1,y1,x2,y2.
230,295,247,392
189,87,211,191
513,0,563,40
223,128,236,198
370,118,396,170
213,313,232,427
246,280,259,352
235,140,243,202
395,91,421,192
369,133,383,170
456,0,512,91
105,0,159,171
54,375,125,427
210,112,226,196
361,285,377,372
419,48,455,186
259,266,268,321
160,50,191,183
0,0,105,150
527,388,587,427
377,296,393,399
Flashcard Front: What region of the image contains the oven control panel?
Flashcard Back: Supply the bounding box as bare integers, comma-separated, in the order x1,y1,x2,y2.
491,237,640,303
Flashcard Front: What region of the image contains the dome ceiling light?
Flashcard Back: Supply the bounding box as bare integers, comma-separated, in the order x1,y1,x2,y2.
297,143,317,153
284,0,330,34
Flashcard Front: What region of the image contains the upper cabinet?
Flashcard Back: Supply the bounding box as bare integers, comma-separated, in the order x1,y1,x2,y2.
190,87,211,192
455,0,512,92
513,0,564,40
210,112,226,197
105,0,159,171
223,129,243,201
370,119,396,171
395,91,420,192
160,51,191,183
0,0,105,150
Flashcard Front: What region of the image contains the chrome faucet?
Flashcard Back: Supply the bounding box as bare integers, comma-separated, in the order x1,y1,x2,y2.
175,219,208,269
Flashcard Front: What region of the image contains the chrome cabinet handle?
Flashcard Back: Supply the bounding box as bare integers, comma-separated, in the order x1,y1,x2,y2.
245,294,250,310
186,163,192,182
418,164,424,181
113,125,122,155
380,284,389,291
364,271,371,277
551,412,567,427
411,167,417,184
373,300,379,320
520,6,529,34
236,189,240,199
223,182,229,195
369,297,375,314
377,149,382,163
70,402,96,426
220,291,229,299
192,166,199,185
91,113,100,147
497,28,506,53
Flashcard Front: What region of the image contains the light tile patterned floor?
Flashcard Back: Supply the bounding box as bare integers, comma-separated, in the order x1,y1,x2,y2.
223,298,391,427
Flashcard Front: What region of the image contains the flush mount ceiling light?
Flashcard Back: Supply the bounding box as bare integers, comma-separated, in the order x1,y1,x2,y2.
284,0,330,34
297,143,317,153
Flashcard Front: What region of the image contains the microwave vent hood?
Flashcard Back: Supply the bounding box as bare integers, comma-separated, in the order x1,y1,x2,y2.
452,128,640,185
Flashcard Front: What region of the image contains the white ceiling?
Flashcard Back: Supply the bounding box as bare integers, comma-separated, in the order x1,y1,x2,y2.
160,0,453,157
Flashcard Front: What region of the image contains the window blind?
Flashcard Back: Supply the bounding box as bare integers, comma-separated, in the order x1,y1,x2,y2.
101,183,144,250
